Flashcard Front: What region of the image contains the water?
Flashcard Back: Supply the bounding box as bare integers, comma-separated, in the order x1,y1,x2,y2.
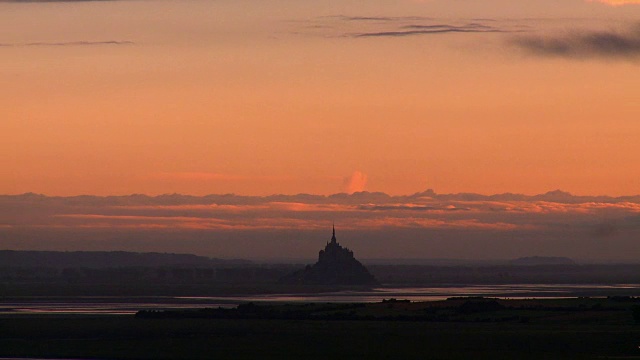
3,284,640,315
0,298,234,316
179,284,640,303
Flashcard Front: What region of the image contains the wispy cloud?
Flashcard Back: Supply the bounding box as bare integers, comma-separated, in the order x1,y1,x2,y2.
52,212,523,231
358,204,469,212
353,24,510,38
511,25,640,60
326,15,434,22
5,190,640,230
343,171,367,194
299,16,523,39
0,40,134,47
4,190,640,259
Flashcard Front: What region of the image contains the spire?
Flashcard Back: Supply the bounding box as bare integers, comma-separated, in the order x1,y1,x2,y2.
331,223,337,243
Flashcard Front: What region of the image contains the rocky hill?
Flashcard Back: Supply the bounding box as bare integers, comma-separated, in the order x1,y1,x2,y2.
281,227,377,286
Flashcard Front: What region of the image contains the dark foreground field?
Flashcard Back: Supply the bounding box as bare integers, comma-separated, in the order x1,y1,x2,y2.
3,298,640,359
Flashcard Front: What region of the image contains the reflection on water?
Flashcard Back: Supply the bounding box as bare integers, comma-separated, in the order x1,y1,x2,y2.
4,284,640,315
179,284,640,304
0,300,234,316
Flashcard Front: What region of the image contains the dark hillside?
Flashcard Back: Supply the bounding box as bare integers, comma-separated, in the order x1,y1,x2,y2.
0,250,250,268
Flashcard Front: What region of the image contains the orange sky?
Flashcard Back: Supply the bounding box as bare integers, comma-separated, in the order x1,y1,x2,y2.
2,0,640,197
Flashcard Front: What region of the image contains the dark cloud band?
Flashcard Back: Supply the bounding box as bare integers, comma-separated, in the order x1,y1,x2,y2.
353,26,507,38
511,26,640,59
301,16,520,39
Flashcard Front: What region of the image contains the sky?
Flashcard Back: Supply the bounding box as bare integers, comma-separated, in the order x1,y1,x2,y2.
1,0,640,260
2,0,640,197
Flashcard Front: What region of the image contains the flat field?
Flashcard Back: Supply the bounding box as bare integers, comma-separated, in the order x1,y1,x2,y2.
2,298,640,359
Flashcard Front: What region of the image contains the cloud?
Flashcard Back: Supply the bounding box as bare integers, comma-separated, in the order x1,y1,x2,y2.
346,217,526,231
353,24,509,38
326,15,434,22
14,191,639,232
299,16,521,39
511,26,640,59
5,190,640,260
0,41,134,47
358,204,468,212
53,213,332,231
343,171,367,194
52,211,522,232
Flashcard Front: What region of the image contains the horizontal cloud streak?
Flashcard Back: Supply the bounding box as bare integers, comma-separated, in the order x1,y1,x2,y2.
4,190,640,259
299,16,522,39
511,26,640,59
52,213,522,231
4,190,640,229
358,204,469,212
331,16,434,22
353,24,509,38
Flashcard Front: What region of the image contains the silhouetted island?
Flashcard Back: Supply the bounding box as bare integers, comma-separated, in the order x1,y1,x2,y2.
280,226,378,285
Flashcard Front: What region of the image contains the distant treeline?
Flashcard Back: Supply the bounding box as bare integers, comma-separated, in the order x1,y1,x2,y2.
3,263,640,296
0,250,250,268
136,296,640,323
4,263,640,287
0,266,295,284
0,265,302,296
2,250,640,297
368,264,640,285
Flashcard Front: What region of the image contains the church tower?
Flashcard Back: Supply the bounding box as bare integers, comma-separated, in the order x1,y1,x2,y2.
280,224,378,285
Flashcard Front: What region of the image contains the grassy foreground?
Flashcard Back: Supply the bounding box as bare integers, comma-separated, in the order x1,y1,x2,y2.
2,297,640,359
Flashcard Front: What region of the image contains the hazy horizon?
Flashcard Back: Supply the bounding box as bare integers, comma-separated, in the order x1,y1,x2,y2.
3,189,640,261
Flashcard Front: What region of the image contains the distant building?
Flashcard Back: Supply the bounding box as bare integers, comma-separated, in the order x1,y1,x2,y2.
280,225,378,286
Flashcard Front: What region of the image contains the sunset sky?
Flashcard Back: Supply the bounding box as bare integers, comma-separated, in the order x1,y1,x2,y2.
2,0,640,197
2,0,640,260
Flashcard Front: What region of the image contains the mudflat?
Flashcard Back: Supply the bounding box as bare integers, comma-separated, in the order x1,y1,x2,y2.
2,297,640,359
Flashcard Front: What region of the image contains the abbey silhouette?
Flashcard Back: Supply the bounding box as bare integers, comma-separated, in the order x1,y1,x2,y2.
281,225,378,285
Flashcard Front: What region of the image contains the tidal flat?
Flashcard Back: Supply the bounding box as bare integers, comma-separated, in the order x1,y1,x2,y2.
2,297,640,359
